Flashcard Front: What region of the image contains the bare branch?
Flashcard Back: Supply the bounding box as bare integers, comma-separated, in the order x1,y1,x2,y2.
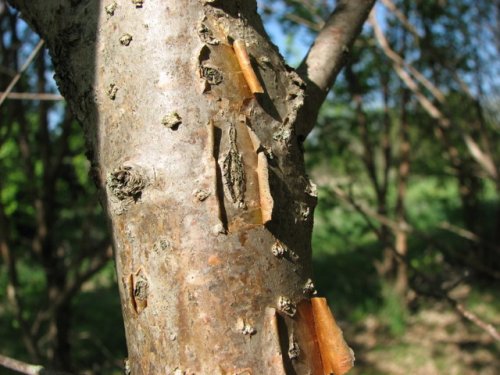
0,39,44,108
452,301,500,341
369,11,446,104
380,0,420,40
463,135,498,179
0,92,63,101
284,12,323,32
296,0,376,137
330,183,412,235
0,353,72,375
381,0,490,113
288,0,327,27
370,10,499,181
0,354,43,375
292,0,324,22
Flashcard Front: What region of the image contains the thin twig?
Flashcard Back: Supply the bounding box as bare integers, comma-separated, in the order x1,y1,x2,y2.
0,353,72,375
369,10,446,104
0,354,43,375
0,92,63,101
380,0,421,40
452,300,500,341
330,184,412,235
329,181,500,274
333,184,494,248
437,222,483,244
0,39,45,108
284,12,323,32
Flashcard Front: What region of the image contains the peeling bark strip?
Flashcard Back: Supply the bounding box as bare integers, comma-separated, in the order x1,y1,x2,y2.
233,39,264,94
199,29,273,228
261,308,287,375
288,332,300,360
311,297,354,375
256,152,273,222
248,127,273,223
294,301,324,375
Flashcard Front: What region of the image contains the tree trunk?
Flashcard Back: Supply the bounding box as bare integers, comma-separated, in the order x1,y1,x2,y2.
8,0,373,373
10,1,314,372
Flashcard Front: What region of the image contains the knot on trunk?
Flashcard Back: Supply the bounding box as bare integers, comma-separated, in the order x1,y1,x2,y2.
107,164,147,201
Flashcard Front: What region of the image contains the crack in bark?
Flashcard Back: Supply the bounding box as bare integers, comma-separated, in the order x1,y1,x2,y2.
222,123,246,208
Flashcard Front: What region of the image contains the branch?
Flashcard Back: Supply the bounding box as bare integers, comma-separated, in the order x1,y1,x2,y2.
463,134,498,180
369,11,446,108
0,92,63,101
0,354,72,375
370,10,498,181
380,0,420,40
0,354,43,375
452,300,500,341
330,183,412,235
284,12,323,32
296,0,376,137
0,39,44,108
